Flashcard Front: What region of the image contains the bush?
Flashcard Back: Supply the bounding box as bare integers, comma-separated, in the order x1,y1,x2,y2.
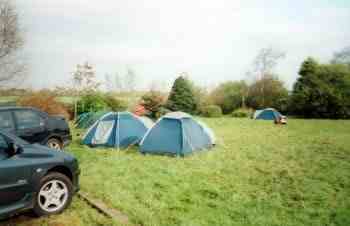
210,81,247,114
77,94,127,115
140,91,166,118
246,75,288,110
77,94,107,115
103,95,127,112
17,91,71,119
201,105,223,118
231,108,252,118
155,107,171,119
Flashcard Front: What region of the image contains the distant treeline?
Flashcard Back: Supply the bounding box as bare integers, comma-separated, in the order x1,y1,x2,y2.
1,54,350,119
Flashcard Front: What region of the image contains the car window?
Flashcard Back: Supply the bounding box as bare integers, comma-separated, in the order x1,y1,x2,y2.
0,111,15,130
14,110,43,129
0,134,8,149
0,134,8,160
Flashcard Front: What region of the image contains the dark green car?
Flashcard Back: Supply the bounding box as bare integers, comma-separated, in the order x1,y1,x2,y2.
0,130,80,219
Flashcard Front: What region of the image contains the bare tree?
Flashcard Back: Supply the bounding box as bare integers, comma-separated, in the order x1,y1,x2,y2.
104,74,114,92
72,62,100,119
72,62,100,93
124,68,136,92
114,73,124,92
248,47,286,106
253,47,285,80
104,68,137,93
0,0,25,86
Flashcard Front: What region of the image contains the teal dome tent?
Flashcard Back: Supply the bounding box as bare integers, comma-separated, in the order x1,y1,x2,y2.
82,112,153,149
140,112,215,156
253,108,283,120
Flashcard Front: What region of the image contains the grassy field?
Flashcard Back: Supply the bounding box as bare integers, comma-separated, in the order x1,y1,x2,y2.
1,198,122,226
2,118,350,226
0,93,144,105
69,118,350,226
0,96,17,103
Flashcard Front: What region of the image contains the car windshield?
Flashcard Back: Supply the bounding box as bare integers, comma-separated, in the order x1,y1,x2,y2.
0,130,30,146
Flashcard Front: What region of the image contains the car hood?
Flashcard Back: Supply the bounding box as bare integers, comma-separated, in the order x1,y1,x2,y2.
21,143,76,162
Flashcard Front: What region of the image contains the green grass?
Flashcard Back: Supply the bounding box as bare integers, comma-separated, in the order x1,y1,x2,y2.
1,93,143,106
2,118,350,226
66,118,350,226
0,96,17,103
57,96,77,104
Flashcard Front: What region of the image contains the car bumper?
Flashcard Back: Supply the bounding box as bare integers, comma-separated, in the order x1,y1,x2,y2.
73,168,80,193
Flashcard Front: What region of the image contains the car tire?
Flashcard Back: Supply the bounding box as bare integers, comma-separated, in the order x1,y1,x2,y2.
33,172,73,217
47,138,63,150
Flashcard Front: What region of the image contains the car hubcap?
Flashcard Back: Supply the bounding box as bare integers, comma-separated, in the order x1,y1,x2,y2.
48,141,61,150
38,180,68,212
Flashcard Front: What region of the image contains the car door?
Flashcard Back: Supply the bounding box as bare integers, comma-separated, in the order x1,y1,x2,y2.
0,134,32,213
0,110,16,134
13,109,48,144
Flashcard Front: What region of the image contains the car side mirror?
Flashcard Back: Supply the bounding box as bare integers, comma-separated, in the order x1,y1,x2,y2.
6,143,23,157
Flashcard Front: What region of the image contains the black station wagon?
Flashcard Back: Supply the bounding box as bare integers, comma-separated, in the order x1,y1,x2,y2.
0,107,71,150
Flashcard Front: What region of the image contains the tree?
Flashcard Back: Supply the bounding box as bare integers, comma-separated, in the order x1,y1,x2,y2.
332,46,350,66
291,58,350,118
125,68,137,92
166,76,198,114
253,47,286,79
140,91,166,118
249,47,286,106
210,81,248,114
0,0,25,86
104,68,137,93
72,62,100,93
290,57,319,116
72,62,100,119
104,74,114,92
247,74,289,111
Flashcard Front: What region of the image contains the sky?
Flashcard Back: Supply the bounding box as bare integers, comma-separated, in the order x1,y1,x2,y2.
15,0,350,91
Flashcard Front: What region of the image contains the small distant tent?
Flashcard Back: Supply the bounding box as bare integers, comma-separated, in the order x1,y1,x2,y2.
140,112,215,156
82,112,153,149
253,108,282,120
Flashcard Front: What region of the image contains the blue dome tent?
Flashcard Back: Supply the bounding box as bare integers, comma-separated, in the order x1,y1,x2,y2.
82,112,153,149
253,108,282,120
140,112,215,156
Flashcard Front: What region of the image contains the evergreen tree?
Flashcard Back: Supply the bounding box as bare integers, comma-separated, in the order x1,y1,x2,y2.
291,57,350,118
291,57,319,116
166,76,198,114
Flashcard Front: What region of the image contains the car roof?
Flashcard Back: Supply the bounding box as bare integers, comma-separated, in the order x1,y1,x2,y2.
0,106,39,111
0,106,48,117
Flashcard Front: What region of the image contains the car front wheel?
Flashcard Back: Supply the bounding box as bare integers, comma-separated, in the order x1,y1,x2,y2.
33,172,73,216
47,138,63,150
